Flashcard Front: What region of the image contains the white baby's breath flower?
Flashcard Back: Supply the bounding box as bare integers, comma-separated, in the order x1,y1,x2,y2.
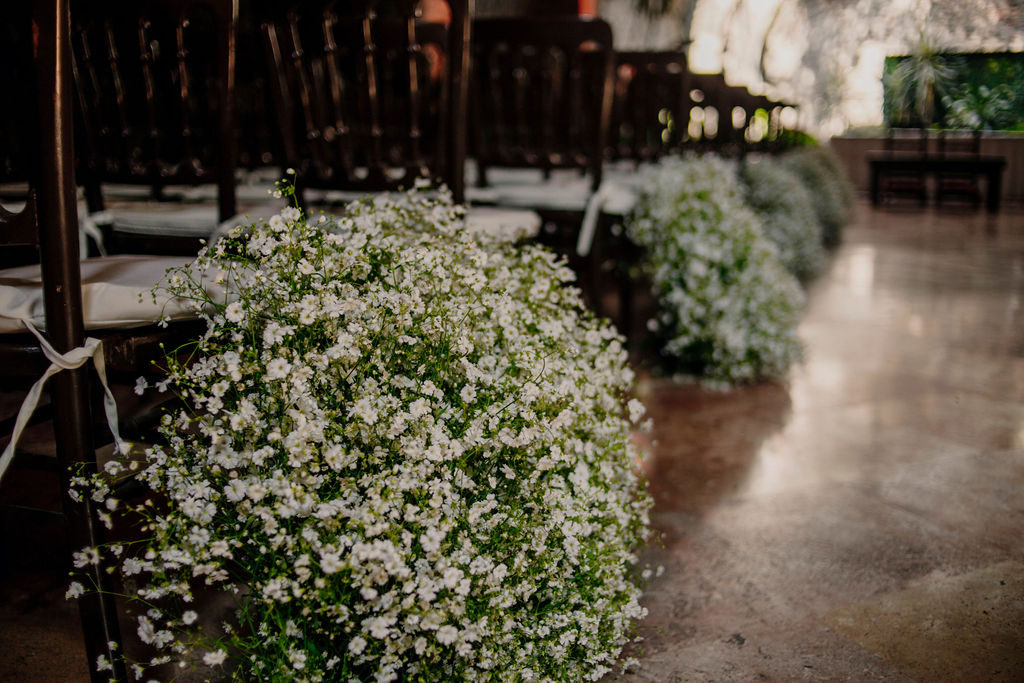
348,636,367,655
627,398,646,424
627,154,804,384
72,547,100,568
436,625,459,645
224,302,244,323
202,649,227,666
71,186,650,682
266,357,292,380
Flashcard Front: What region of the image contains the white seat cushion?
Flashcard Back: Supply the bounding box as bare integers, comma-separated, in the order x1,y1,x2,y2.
465,167,638,216
602,160,661,192
0,255,214,334
98,181,283,205
464,207,540,241
107,203,284,238
207,202,540,247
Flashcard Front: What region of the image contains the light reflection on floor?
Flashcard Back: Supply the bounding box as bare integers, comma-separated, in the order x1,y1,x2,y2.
609,201,1024,682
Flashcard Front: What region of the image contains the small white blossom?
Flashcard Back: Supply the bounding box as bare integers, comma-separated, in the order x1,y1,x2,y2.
348,636,367,655
224,302,245,323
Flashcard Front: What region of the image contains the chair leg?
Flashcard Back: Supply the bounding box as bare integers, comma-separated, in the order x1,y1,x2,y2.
50,368,127,682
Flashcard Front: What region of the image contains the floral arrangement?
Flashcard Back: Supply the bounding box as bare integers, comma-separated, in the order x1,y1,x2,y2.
69,186,651,681
627,154,805,385
780,145,855,248
739,157,826,281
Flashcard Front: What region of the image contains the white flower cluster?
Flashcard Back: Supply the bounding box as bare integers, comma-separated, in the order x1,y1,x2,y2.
740,157,826,281
780,145,855,249
72,187,650,681
627,154,805,385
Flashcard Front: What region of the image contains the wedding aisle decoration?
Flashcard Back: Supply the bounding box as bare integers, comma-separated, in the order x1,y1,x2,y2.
740,157,826,281
780,145,856,248
69,186,651,682
627,154,805,385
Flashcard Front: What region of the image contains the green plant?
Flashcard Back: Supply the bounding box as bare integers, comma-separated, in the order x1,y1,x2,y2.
774,128,818,150
69,184,652,681
943,83,1015,130
627,154,805,385
884,31,959,127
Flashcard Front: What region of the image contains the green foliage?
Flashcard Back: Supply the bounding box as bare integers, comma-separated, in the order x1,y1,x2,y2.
943,82,1018,131
775,129,819,149
780,145,854,249
740,158,825,281
885,50,1024,130
884,32,959,127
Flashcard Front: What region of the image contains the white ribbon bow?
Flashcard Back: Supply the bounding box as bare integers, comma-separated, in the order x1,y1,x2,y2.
0,320,126,484
576,184,611,258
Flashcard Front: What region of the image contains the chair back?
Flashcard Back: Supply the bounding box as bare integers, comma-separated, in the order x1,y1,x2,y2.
610,50,689,163
70,0,238,222
938,129,981,157
470,16,615,192
235,8,285,174
884,128,929,156
259,0,469,202
3,2,83,333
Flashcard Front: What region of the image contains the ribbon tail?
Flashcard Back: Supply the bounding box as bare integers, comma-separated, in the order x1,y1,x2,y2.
577,185,609,257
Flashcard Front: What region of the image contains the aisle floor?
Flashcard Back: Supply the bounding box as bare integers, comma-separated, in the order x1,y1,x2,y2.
609,202,1024,682
1,202,1023,681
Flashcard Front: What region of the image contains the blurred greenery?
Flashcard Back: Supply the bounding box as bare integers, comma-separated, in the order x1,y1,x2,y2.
775,128,819,149
885,50,1024,130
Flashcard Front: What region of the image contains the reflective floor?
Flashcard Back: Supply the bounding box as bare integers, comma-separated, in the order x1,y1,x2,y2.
2,202,1023,681
609,202,1024,682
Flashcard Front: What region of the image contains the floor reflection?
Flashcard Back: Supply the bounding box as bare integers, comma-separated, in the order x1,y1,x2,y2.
608,202,1024,682
639,379,792,513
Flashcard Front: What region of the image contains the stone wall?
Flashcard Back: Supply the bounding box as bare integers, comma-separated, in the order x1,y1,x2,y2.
599,0,1024,136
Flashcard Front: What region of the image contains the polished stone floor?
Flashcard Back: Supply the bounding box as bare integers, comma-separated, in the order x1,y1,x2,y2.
1,202,1023,681
609,202,1024,682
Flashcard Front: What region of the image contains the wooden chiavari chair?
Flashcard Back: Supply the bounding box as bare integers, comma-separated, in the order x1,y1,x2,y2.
71,0,282,255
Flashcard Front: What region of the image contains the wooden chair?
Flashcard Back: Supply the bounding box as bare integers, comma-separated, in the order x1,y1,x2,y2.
468,16,632,320
257,0,538,240
470,16,614,192
259,0,467,203
1,2,210,678
936,129,982,207
879,128,929,205
609,50,689,165
70,0,280,255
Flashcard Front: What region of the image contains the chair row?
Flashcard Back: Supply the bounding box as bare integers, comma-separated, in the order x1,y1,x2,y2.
3,1,801,260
